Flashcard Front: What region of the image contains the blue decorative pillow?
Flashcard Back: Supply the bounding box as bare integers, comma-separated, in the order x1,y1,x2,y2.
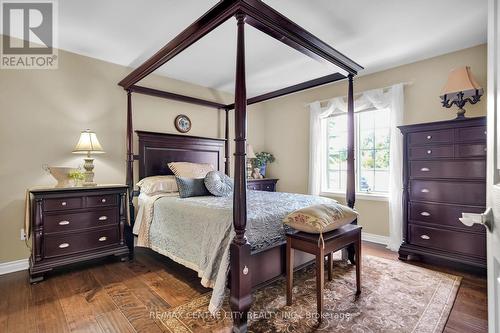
204,171,233,197
175,177,211,198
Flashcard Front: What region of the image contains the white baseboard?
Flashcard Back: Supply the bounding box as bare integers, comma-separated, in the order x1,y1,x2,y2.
0,258,29,275
362,232,389,246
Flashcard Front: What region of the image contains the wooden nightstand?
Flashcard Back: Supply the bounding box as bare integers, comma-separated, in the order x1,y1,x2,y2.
28,185,130,283
247,178,279,192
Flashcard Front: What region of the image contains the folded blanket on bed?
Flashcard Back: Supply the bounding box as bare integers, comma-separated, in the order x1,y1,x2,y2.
136,190,337,314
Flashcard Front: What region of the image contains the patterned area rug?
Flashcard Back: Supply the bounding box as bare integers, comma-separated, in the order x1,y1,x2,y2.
157,255,461,333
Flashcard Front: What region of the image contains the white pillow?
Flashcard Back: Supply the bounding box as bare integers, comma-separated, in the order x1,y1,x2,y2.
168,162,215,178
137,176,178,195
204,171,233,197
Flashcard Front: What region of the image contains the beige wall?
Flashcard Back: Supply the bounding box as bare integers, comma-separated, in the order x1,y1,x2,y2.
0,42,266,262
261,44,487,237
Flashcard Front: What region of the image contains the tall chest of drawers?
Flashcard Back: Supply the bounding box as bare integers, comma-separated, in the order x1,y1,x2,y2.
29,185,130,282
398,117,486,269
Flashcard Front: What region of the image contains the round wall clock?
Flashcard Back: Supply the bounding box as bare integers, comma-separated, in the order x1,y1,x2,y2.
174,114,192,133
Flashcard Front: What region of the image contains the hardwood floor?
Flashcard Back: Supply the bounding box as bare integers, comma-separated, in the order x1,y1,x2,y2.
364,243,488,333
0,242,487,333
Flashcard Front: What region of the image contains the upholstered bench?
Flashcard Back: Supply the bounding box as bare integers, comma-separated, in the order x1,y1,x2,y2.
286,224,362,322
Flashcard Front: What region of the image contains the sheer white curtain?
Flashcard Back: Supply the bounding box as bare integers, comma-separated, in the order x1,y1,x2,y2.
308,84,405,251
308,101,325,196
386,84,405,251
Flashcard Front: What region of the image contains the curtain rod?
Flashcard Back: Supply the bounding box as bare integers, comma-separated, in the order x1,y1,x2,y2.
305,81,413,107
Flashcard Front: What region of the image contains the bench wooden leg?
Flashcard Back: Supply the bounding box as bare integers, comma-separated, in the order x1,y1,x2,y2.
316,247,324,322
327,252,333,281
286,238,294,306
355,233,361,295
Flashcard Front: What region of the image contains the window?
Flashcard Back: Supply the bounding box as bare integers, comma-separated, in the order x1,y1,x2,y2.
322,108,391,195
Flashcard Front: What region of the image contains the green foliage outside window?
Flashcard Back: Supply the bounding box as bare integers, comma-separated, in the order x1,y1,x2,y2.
324,108,391,194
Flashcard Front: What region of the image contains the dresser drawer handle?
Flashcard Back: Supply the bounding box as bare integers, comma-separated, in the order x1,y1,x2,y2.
58,220,70,225
420,212,431,216
421,188,430,193
427,150,432,154
98,216,108,221
420,235,430,240
420,167,430,172
101,198,107,203
61,201,67,206
58,243,69,248
98,236,107,242
426,135,432,140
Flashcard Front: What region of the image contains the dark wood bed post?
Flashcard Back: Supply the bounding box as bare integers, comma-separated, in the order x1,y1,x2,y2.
225,108,231,176
230,12,252,333
126,89,135,257
346,74,355,209
126,89,134,211
346,74,357,264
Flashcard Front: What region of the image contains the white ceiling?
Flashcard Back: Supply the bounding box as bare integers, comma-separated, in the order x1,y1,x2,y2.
58,0,487,97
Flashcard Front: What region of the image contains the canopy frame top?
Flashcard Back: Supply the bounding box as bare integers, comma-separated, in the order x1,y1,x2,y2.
118,0,363,91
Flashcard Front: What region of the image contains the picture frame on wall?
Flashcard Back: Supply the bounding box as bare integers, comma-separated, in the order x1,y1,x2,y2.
174,114,192,133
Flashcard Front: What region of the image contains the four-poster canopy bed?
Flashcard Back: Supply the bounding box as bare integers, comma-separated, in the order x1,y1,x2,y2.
118,1,363,331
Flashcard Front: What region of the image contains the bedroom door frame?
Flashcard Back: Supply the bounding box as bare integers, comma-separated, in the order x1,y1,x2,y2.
487,0,500,331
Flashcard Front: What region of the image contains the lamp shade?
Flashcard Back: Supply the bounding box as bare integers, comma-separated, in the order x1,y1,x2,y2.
72,129,105,154
247,144,256,159
440,66,483,100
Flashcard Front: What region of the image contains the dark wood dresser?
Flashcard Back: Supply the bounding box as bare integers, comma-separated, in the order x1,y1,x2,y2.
398,116,486,269
247,178,279,192
29,185,130,282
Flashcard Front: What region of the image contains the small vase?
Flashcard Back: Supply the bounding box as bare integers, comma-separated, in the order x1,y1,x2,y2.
71,179,83,187
260,164,267,178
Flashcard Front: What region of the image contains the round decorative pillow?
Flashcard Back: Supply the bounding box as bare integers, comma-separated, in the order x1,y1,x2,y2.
204,171,233,197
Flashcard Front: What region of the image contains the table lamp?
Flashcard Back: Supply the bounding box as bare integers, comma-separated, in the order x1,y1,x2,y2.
72,129,105,186
247,144,256,179
440,66,483,119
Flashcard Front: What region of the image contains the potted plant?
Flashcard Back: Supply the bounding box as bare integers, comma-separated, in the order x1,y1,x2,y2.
254,152,275,178
68,169,85,187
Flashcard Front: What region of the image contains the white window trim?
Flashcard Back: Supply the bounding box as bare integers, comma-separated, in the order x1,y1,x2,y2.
320,190,389,202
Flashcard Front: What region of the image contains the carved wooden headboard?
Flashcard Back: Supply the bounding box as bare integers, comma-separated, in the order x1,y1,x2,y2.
136,131,225,180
